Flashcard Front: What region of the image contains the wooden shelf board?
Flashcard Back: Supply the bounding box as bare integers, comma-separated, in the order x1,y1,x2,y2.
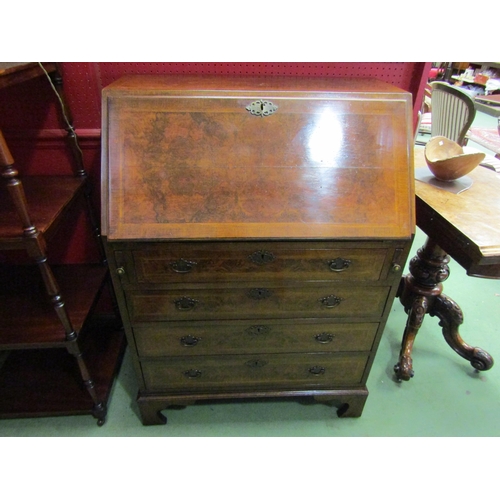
0,63,57,90
0,264,108,348
0,315,126,419
0,175,86,245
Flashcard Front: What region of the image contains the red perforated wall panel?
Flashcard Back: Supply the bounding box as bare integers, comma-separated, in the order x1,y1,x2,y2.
0,62,430,263
57,62,430,129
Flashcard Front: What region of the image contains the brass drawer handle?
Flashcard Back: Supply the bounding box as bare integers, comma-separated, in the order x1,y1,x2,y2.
171,258,197,273
320,295,344,308
328,257,351,272
174,296,199,311
249,250,275,265
180,335,201,347
184,369,202,378
314,332,335,344
309,366,326,376
248,288,272,300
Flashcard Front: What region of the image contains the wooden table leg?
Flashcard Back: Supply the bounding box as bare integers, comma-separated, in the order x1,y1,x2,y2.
395,237,494,381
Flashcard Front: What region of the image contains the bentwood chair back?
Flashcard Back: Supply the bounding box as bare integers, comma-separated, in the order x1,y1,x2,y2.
430,81,476,146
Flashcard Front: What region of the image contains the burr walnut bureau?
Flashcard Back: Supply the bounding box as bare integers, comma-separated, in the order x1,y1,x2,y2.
101,75,415,425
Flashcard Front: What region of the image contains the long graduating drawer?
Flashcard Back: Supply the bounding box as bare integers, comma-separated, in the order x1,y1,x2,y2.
133,320,379,357
141,352,369,391
127,284,390,322
126,243,390,284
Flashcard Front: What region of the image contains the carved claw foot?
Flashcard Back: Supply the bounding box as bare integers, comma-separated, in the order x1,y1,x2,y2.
394,356,414,381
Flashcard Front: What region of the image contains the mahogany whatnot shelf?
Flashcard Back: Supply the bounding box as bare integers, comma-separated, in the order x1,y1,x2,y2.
0,62,125,425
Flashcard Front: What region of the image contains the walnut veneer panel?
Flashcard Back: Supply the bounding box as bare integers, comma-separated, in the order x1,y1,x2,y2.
102,76,414,241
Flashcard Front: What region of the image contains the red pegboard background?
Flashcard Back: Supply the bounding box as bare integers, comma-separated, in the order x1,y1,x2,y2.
0,62,431,131
57,62,430,129
0,62,431,263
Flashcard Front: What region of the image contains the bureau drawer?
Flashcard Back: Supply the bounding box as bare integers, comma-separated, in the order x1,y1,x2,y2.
141,352,368,391
134,320,379,357
127,284,390,322
122,242,391,284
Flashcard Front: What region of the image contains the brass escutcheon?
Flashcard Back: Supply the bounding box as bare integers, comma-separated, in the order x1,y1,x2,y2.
246,325,271,335
246,100,278,117
248,288,272,300
249,250,275,265
245,359,268,368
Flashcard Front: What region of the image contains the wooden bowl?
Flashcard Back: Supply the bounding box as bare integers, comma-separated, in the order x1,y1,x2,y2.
424,136,485,181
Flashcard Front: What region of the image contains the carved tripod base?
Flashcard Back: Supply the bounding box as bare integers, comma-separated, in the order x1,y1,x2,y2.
395,237,494,381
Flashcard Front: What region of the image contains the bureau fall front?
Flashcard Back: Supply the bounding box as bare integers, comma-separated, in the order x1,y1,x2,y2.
101,75,415,424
